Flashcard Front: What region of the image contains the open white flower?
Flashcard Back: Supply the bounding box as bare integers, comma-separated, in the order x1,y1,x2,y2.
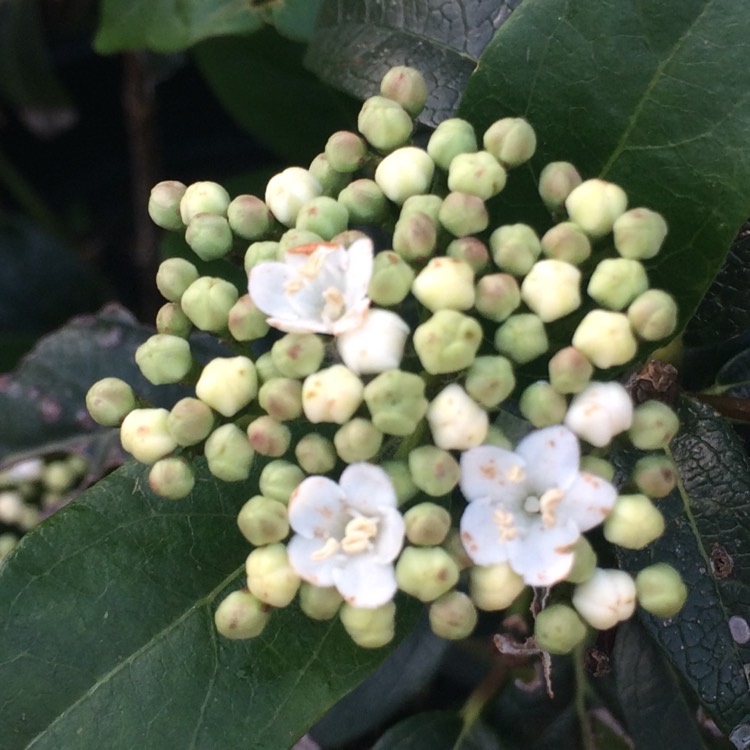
459,425,616,586
287,463,405,608
248,238,373,334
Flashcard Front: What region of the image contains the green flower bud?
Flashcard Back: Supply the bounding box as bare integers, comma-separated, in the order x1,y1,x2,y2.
483,117,537,168
258,377,303,421
299,583,343,620
443,529,473,570
495,313,549,364
572,568,636,629
475,273,521,322
227,194,273,240
565,178,628,238
579,455,615,482
408,445,460,497
167,397,215,446
627,289,678,341
614,207,668,260
237,495,290,546
382,460,418,505
446,237,489,273
86,377,136,426
155,257,199,302
380,65,429,118
337,179,388,224
214,589,270,640
393,211,437,263
396,546,460,602
325,130,367,173
247,415,291,457
255,352,282,383
294,433,337,474
469,562,526,611
374,146,434,203
538,161,582,212
244,241,281,274
358,94,413,151
185,213,233,261
588,258,649,311
427,118,477,170
400,194,443,223
296,196,349,240
271,332,325,379
265,167,322,227
548,346,594,395
278,228,324,253
368,250,415,306
196,356,258,417
541,222,592,265
120,408,177,464
438,191,489,237
412,257,475,311
464,355,516,408
0,533,18,560
331,229,369,247
308,153,351,197
521,259,582,322
41,461,76,494
519,381,568,428
259,460,305,504
227,294,270,342
180,181,230,224
572,310,637,368
205,424,254,482
428,591,478,640
628,400,680,450
427,384,489,450
447,150,507,199
482,426,513,449
148,180,187,230
404,502,451,546
135,334,192,385
340,602,396,648
414,310,483,374
565,536,598,584
534,604,587,654
490,223,542,275
148,457,195,500
245,543,301,607
155,302,192,338
604,493,665,549
635,563,687,618
334,418,383,463
633,454,678,498
302,365,363,423
181,276,239,332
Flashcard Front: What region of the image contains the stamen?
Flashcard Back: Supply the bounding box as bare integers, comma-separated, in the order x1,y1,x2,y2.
340,515,379,554
540,488,565,528
284,278,304,295
311,536,341,560
322,287,345,322
493,508,517,541
299,248,328,279
508,465,526,483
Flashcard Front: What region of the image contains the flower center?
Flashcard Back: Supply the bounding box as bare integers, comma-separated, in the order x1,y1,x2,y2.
523,488,565,528
310,514,380,560
322,287,345,322
492,508,518,541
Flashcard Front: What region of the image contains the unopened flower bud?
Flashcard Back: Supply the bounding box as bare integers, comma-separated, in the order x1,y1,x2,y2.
628,400,680,450
271,333,325,379
337,309,410,375
572,568,636,629
534,604,587,654
541,222,592,265
334,418,383,463
564,381,633,447
475,273,521,322
255,352,282,383
428,591,478,640
412,257,475,311
258,377,303,421
604,493,665,549
380,65,429,117
340,602,396,648
148,457,195,500
588,258,649,311
400,194,442,223
547,348,594,396
309,153,351,197
408,445,460,497
265,167,322,226
427,118,477,170
490,223,542,275
396,546,460,602
227,194,273,240
447,151,506,199
155,302,192,338
185,213,233,261
135,334,193,385
278,228,324,253
214,589,270,640
247,416,291,457
614,207,668,260
382,460,418,504
469,562,526,611
237,495,290,546
438,191,489,237
414,310,483,374
120,408,177,464
565,179,628,237
483,117,537,168
362,369,429,436
579,456,615,481
374,145,435,204
205,424,254,481
495,313,548,364
635,563,687,618
148,180,187,230
86,377,136,426
565,536,598,583
358,95,413,152
180,181,230,224
572,310,637,368
446,237,489,272
325,130,367,173
519,381,567,428
155,257,199,302
167,397,215,446
244,241,281,274
368,250,415,305
294,433,337,474
538,161,582,212
393,211,437,262
427,384,488,450
404,502,451,546
299,583,343,620
259,460,305,504
245,543,301,607
302,365,363,424
465,355,515,408
521,259,581,322
337,179,387,223
181,276,238,332
296,195,349,240
227,294,270,342
627,289,678,341
196,356,257,417
633,454,678,498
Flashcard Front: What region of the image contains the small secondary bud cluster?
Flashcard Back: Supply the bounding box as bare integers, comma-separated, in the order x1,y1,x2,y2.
86,65,685,652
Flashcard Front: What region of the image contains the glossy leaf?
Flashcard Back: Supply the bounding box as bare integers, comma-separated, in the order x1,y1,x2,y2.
0,459,419,749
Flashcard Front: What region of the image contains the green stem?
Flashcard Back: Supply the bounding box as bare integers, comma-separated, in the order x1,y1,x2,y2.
574,642,595,750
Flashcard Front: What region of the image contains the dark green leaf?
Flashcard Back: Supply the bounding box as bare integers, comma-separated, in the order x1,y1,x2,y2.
305,0,522,127
0,459,419,749
271,0,324,42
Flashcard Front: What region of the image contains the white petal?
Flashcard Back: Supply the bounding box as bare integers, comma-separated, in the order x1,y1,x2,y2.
558,471,617,532
343,238,374,310
516,426,580,493
336,309,409,373
248,263,295,319
459,497,512,566
459,445,529,505
340,463,398,514
506,521,578,585
288,476,347,538
333,557,397,607
287,534,339,587
370,506,405,564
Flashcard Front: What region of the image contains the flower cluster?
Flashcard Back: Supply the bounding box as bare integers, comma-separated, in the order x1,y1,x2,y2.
87,65,686,651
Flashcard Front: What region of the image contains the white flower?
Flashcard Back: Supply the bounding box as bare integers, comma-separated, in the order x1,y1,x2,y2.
459,425,617,586
287,463,405,608
564,381,633,447
336,309,410,374
248,238,373,334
